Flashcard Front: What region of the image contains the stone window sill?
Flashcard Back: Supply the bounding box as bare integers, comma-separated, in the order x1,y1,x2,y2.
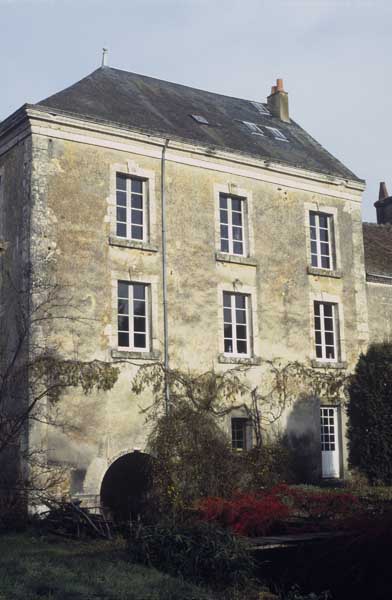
111,349,161,361
109,236,158,253
311,359,347,370
215,252,257,267
307,266,342,279
218,354,261,366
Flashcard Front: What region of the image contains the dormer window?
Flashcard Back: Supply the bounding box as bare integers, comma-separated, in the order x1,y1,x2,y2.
265,126,289,142
251,101,271,116
242,121,264,135
191,114,209,124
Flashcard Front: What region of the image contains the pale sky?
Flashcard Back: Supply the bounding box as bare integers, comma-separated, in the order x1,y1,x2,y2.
1,0,391,221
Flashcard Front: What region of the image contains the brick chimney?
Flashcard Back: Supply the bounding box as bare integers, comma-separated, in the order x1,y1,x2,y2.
267,78,289,123
374,181,392,225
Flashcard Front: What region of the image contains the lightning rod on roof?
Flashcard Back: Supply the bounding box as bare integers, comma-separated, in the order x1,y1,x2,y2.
101,48,108,68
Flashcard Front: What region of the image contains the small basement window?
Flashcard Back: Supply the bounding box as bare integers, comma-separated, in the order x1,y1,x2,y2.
265,126,289,142
251,101,271,116
191,114,209,125
242,121,264,135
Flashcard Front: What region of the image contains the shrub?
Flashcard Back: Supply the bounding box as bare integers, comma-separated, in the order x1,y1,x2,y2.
347,343,392,484
127,519,254,586
199,485,361,536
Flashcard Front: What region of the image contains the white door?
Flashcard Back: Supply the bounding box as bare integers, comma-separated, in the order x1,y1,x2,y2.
320,406,340,478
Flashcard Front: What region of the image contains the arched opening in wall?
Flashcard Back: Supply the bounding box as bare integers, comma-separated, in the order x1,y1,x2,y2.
100,451,152,523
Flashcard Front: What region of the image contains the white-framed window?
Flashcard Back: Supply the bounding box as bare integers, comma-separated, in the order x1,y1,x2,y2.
117,281,149,351
242,121,264,135
223,292,251,356
309,212,335,270
265,126,289,142
314,301,339,362
251,101,271,116
116,173,147,241
231,417,252,450
219,194,246,255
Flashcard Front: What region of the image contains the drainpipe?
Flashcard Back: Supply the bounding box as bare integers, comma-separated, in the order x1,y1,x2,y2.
161,139,170,415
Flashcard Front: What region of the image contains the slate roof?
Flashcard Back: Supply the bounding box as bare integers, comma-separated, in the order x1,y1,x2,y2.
363,223,392,279
35,67,362,183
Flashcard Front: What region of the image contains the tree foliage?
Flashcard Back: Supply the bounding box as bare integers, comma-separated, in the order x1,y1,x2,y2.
347,343,392,484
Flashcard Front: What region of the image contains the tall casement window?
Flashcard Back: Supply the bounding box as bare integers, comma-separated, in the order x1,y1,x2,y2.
117,281,149,351
309,212,335,269
231,417,251,450
223,292,250,356
314,301,339,361
116,173,147,241
219,194,246,256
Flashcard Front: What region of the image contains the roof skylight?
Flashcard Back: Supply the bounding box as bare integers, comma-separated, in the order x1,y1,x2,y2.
265,126,289,142
191,114,209,124
242,121,264,135
251,101,271,116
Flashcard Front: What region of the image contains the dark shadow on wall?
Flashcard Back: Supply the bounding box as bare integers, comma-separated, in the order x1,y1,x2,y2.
284,395,321,484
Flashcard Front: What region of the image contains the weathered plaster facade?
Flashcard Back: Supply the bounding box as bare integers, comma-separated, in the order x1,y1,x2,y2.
1,69,389,507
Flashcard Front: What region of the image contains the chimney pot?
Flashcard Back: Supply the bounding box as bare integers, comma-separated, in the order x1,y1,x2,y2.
379,181,389,201
276,78,284,92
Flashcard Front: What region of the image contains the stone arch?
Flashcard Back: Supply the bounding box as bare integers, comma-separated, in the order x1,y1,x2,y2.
100,451,152,522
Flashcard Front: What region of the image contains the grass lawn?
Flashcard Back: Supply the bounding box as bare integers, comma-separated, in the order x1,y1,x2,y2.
0,532,214,600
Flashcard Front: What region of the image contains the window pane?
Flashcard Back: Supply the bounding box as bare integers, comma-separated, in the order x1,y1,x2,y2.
233,242,243,255
134,300,146,316
134,317,146,332
131,179,143,194
223,293,231,308
310,227,317,240
236,309,246,324
131,195,143,209
235,295,246,309
323,304,333,317
321,256,330,269
118,332,129,347
224,339,233,353
224,308,232,323
132,209,143,225
220,224,228,239
315,331,322,345
221,239,229,252
117,207,127,222
134,333,146,348
321,242,330,256
233,227,243,241
314,316,321,330
224,324,233,338
314,303,321,317
231,198,241,211
116,190,127,206
325,332,334,346
316,345,322,358
311,254,318,267
220,209,228,224
309,213,316,226
118,282,129,298
116,174,126,190
133,285,146,300
118,316,129,331
117,222,127,237
220,196,228,209
232,211,242,226
319,215,328,228
236,340,247,354
310,241,317,254
320,229,329,242
131,225,143,240
236,325,247,340
326,346,335,359
118,299,129,314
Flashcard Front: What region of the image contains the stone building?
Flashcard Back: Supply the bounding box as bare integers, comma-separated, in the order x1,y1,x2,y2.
0,65,390,511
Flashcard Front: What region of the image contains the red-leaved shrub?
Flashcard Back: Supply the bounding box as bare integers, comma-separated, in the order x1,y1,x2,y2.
198,485,361,536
